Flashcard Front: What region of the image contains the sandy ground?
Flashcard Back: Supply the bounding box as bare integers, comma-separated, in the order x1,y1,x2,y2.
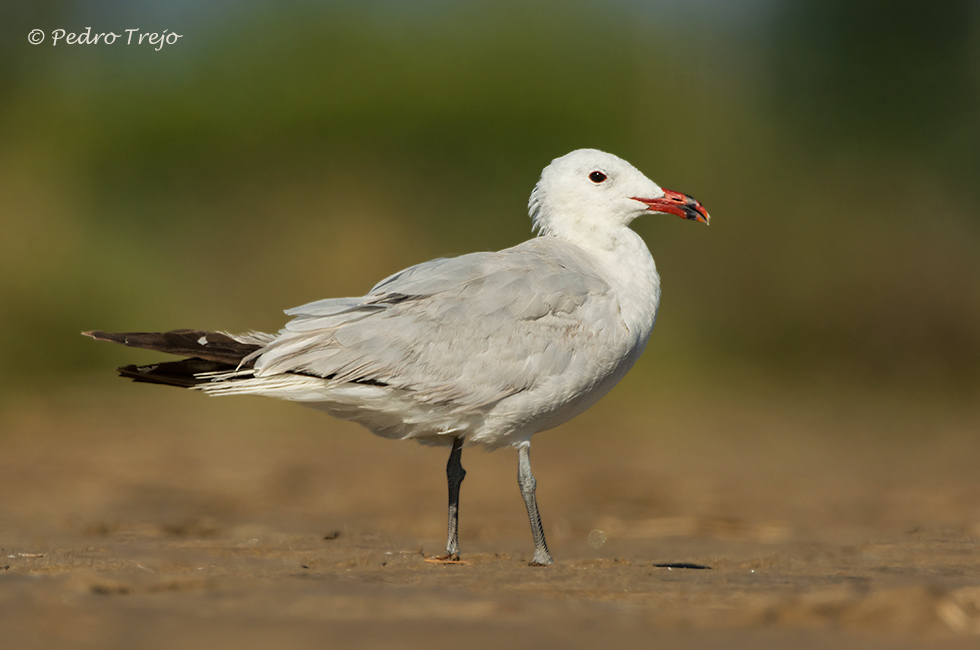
1,380,979,649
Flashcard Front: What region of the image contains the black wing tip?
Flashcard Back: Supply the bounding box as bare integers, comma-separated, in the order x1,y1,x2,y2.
84,329,261,366
83,330,126,344
115,359,230,388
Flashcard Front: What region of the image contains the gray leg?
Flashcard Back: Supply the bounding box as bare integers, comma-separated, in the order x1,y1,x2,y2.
443,437,466,560
518,442,553,565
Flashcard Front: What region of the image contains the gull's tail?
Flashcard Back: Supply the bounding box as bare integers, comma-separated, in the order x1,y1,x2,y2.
82,329,273,389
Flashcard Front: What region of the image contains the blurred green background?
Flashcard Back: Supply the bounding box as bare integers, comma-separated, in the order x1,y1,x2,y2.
1,0,978,407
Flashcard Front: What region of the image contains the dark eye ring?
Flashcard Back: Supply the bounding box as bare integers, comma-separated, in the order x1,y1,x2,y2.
589,171,607,183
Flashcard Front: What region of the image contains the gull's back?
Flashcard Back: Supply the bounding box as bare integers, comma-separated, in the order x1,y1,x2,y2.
205,236,644,448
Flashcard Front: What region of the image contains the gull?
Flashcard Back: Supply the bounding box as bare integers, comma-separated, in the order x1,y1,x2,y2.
84,149,709,565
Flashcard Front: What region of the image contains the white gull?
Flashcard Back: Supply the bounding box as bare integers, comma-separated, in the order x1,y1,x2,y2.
85,148,709,565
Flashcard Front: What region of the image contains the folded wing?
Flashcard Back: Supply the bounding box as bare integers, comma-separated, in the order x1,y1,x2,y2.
252,237,627,410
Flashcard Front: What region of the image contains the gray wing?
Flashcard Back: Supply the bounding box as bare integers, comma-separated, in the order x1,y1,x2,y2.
253,237,627,408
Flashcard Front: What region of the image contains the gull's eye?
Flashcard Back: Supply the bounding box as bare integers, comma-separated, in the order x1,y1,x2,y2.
589,171,607,183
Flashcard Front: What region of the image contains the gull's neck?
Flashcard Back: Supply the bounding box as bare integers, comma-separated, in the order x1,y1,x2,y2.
547,225,661,344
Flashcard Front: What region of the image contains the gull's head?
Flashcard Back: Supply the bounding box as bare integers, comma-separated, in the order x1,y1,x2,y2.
528,149,709,239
